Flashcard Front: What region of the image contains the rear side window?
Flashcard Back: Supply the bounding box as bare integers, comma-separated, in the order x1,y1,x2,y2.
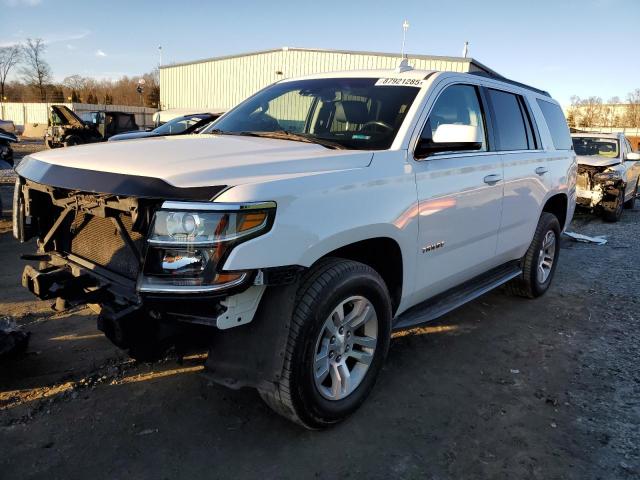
536,100,572,150
487,89,529,151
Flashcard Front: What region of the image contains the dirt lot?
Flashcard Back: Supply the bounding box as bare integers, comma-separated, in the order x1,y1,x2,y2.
0,144,638,479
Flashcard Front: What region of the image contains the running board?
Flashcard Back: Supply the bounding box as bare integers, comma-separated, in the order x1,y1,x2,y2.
393,262,522,331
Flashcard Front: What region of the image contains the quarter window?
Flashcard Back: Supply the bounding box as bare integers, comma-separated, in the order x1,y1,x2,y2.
536,99,572,150
487,89,529,151
420,84,487,152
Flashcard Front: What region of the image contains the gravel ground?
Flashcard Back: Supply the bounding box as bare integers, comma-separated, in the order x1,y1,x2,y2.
0,144,638,479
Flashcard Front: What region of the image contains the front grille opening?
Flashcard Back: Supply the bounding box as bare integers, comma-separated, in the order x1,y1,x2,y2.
69,212,143,279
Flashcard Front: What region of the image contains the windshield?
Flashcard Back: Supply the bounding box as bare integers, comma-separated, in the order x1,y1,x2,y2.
154,114,210,135
205,78,420,150
78,111,103,124
572,137,619,158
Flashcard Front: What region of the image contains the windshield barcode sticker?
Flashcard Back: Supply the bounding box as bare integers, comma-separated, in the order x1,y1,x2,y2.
375,78,425,87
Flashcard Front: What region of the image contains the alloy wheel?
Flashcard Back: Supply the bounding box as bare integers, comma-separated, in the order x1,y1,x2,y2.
537,230,556,284
313,295,378,401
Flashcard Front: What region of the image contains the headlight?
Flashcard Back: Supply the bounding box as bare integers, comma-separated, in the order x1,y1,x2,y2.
593,170,622,182
138,201,276,293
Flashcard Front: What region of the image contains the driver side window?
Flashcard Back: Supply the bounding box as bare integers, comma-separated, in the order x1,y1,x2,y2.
420,84,487,152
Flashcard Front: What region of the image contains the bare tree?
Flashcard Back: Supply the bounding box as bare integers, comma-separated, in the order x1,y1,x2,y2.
570,96,604,128
20,38,52,102
0,45,21,102
62,74,87,92
603,97,622,129
625,89,640,128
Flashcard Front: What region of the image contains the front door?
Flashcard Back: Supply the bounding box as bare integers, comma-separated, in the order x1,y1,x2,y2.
412,83,504,301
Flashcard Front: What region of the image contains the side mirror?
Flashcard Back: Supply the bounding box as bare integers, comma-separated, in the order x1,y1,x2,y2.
626,152,640,161
415,124,483,159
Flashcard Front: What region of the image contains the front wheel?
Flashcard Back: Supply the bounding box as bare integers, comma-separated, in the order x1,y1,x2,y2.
624,180,638,210
259,258,392,429
603,188,625,222
506,212,561,298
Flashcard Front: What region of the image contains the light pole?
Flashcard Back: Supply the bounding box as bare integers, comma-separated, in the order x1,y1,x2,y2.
137,78,146,107
401,20,410,58
158,45,163,67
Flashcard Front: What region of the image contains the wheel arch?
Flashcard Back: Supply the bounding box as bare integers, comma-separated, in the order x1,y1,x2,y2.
541,193,569,231
316,237,404,315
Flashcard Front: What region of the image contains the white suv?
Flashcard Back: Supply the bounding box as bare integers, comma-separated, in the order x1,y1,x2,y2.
14,67,576,428
572,132,640,221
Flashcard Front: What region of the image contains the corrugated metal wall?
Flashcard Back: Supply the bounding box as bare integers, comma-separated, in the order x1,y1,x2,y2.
160,49,477,111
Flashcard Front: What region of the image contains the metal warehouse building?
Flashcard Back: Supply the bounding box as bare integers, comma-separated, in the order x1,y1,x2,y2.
159,47,499,111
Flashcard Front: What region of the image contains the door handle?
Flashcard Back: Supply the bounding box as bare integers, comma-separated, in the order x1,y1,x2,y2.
483,174,502,185
535,166,549,175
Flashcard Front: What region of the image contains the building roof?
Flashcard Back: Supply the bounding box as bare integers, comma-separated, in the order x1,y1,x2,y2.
160,46,501,77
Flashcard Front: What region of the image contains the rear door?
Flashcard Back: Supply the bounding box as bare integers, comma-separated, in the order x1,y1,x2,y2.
486,88,549,261
412,83,504,300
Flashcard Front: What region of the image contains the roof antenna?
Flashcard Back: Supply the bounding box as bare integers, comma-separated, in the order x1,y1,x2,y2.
396,19,413,73
462,41,469,58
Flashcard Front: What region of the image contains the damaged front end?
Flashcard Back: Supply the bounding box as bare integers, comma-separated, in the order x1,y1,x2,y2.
12,158,287,368
575,164,625,212
14,176,179,359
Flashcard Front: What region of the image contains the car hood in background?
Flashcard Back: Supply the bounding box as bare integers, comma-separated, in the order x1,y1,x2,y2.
576,155,621,168
50,105,85,128
23,134,374,189
108,130,159,141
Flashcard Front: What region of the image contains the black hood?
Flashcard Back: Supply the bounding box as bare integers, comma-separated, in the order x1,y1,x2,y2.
50,105,85,128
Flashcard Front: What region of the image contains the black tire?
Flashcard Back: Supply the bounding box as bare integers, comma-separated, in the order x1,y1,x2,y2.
624,180,638,209
63,135,81,148
602,188,624,222
44,138,53,149
505,212,561,299
259,258,392,429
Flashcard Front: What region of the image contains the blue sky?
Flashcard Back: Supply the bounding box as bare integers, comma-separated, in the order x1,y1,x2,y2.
2,0,638,105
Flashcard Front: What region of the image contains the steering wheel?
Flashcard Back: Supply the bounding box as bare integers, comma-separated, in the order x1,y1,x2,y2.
361,120,393,132
248,110,281,131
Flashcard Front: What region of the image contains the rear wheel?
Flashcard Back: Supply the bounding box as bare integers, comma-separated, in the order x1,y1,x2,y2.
506,212,561,298
603,188,625,222
624,180,638,209
259,258,392,429
63,135,81,148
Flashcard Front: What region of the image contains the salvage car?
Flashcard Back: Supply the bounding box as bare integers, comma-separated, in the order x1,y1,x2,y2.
0,129,18,166
44,105,139,148
13,66,575,428
572,132,640,221
108,112,222,142
0,119,17,134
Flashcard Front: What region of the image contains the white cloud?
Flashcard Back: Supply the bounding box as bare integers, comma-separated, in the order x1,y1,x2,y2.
95,49,107,57
3,0,42,6
0,29,90,47
66,44,76,50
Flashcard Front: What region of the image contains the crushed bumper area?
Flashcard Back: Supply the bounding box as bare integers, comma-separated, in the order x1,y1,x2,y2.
576,164,623,209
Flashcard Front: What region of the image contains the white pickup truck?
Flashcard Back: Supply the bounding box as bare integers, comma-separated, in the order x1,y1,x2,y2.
13,66,576,428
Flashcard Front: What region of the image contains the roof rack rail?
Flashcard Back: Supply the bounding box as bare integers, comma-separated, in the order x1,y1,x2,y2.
469,71,551,97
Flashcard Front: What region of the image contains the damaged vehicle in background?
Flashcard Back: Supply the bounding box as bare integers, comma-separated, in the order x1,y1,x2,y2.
44,105,139,148
0,129,18,167
108,112,223,142
13,67,575,428
572,133,640,222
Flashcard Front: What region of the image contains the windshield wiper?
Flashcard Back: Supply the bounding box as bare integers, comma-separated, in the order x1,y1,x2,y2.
233,130,347,150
